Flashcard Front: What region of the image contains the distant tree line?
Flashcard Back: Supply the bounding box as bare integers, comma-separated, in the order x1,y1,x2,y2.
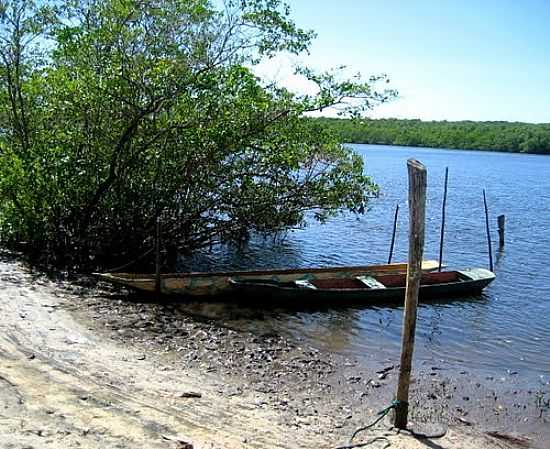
316,118,550,154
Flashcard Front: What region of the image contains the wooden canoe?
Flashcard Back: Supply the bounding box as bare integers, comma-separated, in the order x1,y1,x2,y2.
95,260,441,298
229,268,495,304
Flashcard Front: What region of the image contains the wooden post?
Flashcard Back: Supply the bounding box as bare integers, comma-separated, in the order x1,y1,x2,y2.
395,159,427,430
497,215,505,248
483,190,494,272
388,203,399,264
155,217,161,297
438,167,449,271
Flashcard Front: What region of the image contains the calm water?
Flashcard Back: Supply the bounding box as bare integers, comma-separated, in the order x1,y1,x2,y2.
180,144,550,385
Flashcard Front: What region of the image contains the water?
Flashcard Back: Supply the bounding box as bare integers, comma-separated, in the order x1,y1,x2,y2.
178,144,550,385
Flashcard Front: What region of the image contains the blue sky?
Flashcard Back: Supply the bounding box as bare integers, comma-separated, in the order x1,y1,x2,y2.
255,0,550,123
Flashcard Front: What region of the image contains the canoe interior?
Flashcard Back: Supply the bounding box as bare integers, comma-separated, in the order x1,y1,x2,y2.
228,268,495,305
279,271,463,290
96,260,442,297
103,259,440,281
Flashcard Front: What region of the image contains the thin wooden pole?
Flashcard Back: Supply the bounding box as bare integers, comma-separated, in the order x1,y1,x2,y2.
388,203,399,264
497,215,505,248
395,159,427,430
438,167,449,271
155,217,161,297
483,190,494,272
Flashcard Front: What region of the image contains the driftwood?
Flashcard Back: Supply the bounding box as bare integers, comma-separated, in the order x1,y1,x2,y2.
486,431,531,447
498,214,505,247
162,435,194,449
388,203,399,264
438,167,449,271
395,159,427,429
483,190,494,272
177,391,202,398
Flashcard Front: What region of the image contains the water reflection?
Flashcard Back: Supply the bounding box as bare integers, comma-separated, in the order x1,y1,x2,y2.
177,235,306,272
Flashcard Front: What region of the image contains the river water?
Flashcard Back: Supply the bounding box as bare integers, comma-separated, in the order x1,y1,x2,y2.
179,144,550,386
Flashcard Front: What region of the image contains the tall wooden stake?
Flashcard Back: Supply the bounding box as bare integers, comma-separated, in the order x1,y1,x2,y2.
497,215,505,248
483,190,494,272
155,217,161,298
395,159,427,430
388,203,399,264
438,167,449,271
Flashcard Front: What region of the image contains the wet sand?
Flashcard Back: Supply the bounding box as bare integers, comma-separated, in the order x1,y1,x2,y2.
0,251,547,448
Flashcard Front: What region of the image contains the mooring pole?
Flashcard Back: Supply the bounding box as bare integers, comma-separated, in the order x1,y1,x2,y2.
388,203,399,264
497,215,505,248
483,190,494,272
438,167,449,271
155,217,161,298
395,159,427,430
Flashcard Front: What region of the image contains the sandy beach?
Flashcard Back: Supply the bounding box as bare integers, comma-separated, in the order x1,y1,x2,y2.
0,251,547,449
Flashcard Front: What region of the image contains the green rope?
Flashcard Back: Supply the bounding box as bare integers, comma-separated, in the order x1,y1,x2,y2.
334,400,405,449
334,436,391,449
350,400,403,441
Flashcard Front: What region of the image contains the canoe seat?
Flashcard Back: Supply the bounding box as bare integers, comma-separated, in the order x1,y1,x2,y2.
294,280,317,289
356,276,387,289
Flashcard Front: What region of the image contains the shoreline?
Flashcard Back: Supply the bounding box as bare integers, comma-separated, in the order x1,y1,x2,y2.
345,141,550,156
0,251,547,448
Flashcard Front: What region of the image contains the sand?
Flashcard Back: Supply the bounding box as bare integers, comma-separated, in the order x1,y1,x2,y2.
0,251,545,449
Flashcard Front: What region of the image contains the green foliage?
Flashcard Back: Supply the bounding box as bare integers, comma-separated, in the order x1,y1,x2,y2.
0,0,394,267
317,118,550,154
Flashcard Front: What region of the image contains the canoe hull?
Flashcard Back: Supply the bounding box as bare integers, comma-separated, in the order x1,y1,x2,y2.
228,268,496,305
95,260,441,298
